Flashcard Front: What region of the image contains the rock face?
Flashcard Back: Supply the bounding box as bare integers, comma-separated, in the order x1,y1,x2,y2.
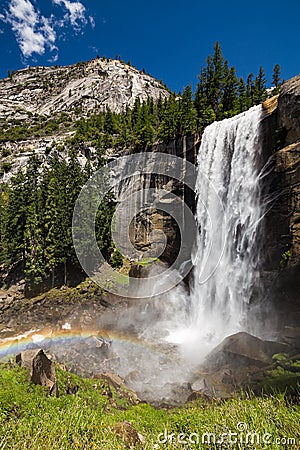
0,58,169,182
0,58,169,120
278,75,300,144
261,78,300,339
116,135,199,268
16,349,58,396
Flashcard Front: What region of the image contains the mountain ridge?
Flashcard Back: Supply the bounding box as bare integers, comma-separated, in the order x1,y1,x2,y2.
0,58,170,121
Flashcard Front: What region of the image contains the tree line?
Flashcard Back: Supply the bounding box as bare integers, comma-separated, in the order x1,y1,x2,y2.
73,42,282,150
0,153,122,291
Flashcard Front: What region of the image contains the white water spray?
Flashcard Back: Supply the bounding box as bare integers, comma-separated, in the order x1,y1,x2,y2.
169,105,266,360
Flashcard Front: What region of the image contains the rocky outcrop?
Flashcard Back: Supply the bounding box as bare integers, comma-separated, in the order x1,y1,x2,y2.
0,58,169,182
93,373,141,405
191,332,292,397
16,349,58,396
278,75,300,144
0,58,169,120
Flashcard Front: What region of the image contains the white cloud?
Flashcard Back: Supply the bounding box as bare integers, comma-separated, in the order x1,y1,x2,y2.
89,15,95,29
53,0,87,28
0,0,91,60
41,16,57,51
1,0,57,58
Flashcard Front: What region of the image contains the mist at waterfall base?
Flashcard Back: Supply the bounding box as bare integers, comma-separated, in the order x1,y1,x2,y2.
1,105,270,404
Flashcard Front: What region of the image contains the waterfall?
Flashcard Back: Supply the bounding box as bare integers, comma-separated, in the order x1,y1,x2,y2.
169,105,266,360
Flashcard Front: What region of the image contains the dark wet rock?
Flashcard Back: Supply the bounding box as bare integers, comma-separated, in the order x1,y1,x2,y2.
282,326,300,348
203,332,290,370
188,332,293,397
16,349,58,396
261,81,300,340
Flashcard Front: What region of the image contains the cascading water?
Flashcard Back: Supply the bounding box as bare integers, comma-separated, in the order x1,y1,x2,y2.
169,104,266,360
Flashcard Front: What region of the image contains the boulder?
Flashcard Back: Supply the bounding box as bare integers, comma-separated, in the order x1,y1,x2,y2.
93,372,141,405
203,332,289,371
94,372,127,390
114,421,145,448
16,349,58,396
188,333,291,397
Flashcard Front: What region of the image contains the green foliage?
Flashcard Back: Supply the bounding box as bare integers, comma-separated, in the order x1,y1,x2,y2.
274,127,287,150
110,249,123,269
272,64,282,88
0,113,74,143
280,248,291,269
262,356,300,393
194,42,269,130
1,147,11,157
0,152,117,289
0,363,299,449
272,353,289,362
0,161,12,174
136,257,160,267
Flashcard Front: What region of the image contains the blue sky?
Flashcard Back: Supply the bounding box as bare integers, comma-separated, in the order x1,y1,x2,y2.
0,0,299,93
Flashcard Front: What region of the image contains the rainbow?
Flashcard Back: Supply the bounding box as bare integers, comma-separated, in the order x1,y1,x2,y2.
0,326,159,359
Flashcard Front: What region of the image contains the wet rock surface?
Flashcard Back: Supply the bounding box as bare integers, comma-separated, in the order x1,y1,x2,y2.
260,79,300,341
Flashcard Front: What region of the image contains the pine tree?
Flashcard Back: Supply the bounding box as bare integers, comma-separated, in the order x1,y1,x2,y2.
272,64,281,88
158,95,180,141
44,174,64,287
237,77,248,112
24,201,45,286
179,85,197,134
253,66,267,103
221,65,239,117
2,169,32,268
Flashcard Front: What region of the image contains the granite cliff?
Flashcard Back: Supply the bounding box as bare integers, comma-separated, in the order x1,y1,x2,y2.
0,58,169,181
261,76,300,343
0,58,169,120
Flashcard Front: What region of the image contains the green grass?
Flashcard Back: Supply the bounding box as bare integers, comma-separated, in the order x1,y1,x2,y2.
0,364,299,449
